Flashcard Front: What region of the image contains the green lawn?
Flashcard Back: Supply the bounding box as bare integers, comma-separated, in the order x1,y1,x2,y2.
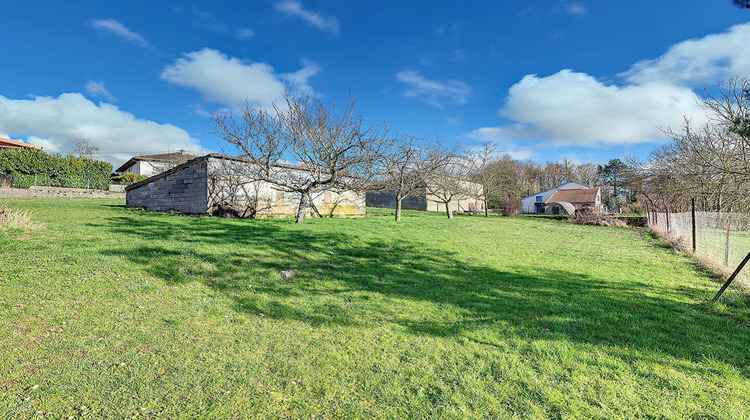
2,198,750,419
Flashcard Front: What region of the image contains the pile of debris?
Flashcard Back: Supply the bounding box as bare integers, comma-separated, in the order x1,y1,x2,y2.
210,202,256,219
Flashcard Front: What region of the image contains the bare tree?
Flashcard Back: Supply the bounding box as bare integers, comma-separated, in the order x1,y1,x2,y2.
72,138,100,159
425,154,476,219
466,142,502,217
212,88,387,224
376,134,455,221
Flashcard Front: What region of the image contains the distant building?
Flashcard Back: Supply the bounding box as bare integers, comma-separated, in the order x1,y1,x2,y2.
115,150,196,177
0,137,43,150
125,154,365,219
521,181,602,214
367,179,485,214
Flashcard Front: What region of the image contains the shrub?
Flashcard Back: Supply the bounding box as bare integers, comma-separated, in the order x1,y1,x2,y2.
0,148,112,189
111,173,149,185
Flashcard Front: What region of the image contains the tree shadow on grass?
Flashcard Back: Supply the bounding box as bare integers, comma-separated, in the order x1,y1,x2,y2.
98,211,750,376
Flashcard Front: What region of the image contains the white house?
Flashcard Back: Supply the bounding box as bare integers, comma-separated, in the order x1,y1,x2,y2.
115,150,195,177
521,181,596,213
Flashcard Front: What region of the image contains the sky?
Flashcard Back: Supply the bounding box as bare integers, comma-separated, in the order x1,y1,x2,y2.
1,1,750,168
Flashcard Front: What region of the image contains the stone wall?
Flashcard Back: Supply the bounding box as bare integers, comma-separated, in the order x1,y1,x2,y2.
126,158,209,213
0,186,125,199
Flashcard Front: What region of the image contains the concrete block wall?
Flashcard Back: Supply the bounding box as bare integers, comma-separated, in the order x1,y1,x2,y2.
126,159,209,214
365,191,427,211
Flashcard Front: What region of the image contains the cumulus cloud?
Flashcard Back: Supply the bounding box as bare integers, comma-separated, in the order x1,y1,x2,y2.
85,81,117,102
88,19,149,47
622,22,750,85
468,23,750,147
0,93,202,165
274,1,339,35
161,48,319,109
395,70,471,108
497,70,704,145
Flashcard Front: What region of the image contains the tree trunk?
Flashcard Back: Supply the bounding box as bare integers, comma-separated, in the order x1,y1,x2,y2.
444,202,453,219
296,192,307,224
484,198,489,217
395,193,403,222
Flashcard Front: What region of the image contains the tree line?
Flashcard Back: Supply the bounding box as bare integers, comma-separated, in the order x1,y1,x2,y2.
628,77,750,215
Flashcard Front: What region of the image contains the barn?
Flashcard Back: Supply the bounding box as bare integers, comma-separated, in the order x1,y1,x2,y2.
125,154,365,218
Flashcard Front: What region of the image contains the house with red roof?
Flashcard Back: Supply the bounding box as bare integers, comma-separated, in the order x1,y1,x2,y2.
521,181,603,214
0,137,43,150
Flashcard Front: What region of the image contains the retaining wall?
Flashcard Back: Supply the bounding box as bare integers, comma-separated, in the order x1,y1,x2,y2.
0,186,125,199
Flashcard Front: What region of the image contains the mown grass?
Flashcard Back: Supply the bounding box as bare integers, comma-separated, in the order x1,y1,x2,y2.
2,198,750,418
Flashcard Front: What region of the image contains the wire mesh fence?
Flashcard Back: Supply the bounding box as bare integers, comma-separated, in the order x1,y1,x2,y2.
649,209,750,288
0,174,109,190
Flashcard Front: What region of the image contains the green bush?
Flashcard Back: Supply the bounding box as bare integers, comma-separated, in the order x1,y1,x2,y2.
0,148,112,189
111,172,149,185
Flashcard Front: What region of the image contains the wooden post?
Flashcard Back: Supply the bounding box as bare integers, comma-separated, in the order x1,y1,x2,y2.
691,198,697,253
712,251,750,302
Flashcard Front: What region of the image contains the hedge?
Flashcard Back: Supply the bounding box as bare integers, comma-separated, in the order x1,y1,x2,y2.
0,148,113,190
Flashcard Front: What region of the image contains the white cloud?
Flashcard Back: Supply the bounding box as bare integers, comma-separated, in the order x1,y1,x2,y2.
504,149,536,161
395,70,471,108
497,70,704,145
88,19,149,47
622,22,750,85
0,93,202,165
85,81,117,102
274,1,339,35
161,48,319,109
468,23,750,147
236,28,255,41
565,3,586,15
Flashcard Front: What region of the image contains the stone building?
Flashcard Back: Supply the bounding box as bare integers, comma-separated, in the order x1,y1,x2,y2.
125,154,365,218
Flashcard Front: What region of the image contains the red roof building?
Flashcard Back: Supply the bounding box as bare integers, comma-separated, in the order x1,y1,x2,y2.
0,137,43,150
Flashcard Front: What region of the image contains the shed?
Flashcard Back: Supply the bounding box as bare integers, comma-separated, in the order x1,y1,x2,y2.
125,154,365,218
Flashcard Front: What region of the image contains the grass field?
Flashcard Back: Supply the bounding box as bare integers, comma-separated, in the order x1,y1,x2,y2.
2,198,750,418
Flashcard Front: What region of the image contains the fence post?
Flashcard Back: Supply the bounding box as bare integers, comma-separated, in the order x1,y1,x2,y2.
724,214,731,266
691,198,696,253
34,174,37,187
712,251,750,303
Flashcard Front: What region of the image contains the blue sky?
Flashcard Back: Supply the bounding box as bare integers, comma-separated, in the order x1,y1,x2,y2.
1,1,749,167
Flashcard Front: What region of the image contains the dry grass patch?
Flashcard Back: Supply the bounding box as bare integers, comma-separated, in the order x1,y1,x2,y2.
0,203,42,231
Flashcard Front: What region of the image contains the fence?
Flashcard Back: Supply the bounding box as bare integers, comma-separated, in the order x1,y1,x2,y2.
648,206,750,288
0,174,109,190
